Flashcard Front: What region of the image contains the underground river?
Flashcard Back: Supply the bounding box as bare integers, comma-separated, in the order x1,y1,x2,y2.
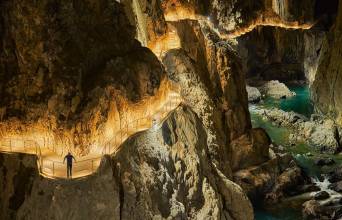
252,85,342,220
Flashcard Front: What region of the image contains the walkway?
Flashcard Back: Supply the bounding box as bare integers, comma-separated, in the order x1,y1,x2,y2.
0,90,182,179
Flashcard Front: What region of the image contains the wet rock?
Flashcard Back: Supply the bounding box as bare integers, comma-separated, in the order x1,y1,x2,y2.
246,86,261,103
302,200,323,219
234,152,309,203
329,181,342,192
303,199,342,220
314,191,330,200
264,165,306,203
259,80,296,99
314,158,336,166
309,120,340,153
253,106,341,153
297,184,320,194
328,166,342,183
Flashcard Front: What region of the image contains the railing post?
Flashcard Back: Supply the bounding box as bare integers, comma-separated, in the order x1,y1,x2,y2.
92,160,94,172
9,139,12,152
53,162,55,175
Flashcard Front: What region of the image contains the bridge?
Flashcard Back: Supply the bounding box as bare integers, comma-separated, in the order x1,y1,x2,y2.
0,89,182,179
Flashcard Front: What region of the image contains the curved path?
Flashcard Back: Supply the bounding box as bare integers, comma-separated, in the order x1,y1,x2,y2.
0,90,182,179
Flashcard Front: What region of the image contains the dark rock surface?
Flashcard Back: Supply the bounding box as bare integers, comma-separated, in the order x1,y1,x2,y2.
314,191,330,200
329,181,342,193
314,158,336,166
312,3,342,125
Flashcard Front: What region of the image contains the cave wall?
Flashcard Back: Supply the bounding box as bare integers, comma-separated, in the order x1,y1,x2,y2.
311,2,342,124
0,107,254,220
209,0,315,36
237,25,326,84
0,0,169,153
237,26,306,82
0,153,38,220
121,0,167,46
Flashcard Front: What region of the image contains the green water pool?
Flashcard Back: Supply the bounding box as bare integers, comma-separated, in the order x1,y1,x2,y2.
251,85,341,220
260,85,314,118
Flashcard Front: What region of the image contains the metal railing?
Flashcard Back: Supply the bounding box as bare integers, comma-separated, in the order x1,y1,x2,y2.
0,90,182,178
101,93,182,155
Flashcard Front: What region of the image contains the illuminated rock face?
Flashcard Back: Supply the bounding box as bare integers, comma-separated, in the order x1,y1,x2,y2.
121,0,167,46
161,0,209,21
0,0,168,154
1,0,340,219
162,19,276,179
311,3,342,125
209,0,315,37
0,107,254,220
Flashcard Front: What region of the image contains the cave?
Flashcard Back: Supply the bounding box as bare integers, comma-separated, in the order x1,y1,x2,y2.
1,0,342,220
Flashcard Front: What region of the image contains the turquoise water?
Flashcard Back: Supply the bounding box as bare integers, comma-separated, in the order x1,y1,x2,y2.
261,86,314,118
252,111,307,220
255,207,302,220
251,85,340,220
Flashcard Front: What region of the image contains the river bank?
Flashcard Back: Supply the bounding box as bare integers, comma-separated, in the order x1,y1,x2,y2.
251,85,342,219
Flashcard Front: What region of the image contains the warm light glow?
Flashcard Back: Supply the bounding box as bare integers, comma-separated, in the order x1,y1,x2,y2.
147,24,181,58
161,0,197,22
0,79,183,178
161,4,314,39
212,11,314,39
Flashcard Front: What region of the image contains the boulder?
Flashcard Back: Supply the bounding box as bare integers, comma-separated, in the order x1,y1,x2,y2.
259,80,296,99
309,120,340,153
314,191,330,200
246,86,262,103
253,106,341,153
314,158,336,166
302,200,323,219
302,199,342,220
328,165,342,183
329,181,342,192
296,184,320,194
264,165,306,203
230,128,270,171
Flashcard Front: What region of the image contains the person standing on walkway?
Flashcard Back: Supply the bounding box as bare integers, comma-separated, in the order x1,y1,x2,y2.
63,152,76,178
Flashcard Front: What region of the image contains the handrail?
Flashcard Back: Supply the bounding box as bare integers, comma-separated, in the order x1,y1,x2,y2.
0,88,183,178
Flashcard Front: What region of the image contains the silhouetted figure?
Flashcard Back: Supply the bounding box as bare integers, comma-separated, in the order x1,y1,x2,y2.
63,152,76,178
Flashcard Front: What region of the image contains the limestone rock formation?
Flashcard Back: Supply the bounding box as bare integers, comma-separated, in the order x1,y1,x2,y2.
0,0,168,153
252,106,341,153
312,2,342,125
246,86,261,103
238,27,307,82
259,80,296,99
1,106,254,220
2,0,340,219
0,153,38,219
233,153,308,202
121,0,167,47
209,0,315,38
162,20,253,177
